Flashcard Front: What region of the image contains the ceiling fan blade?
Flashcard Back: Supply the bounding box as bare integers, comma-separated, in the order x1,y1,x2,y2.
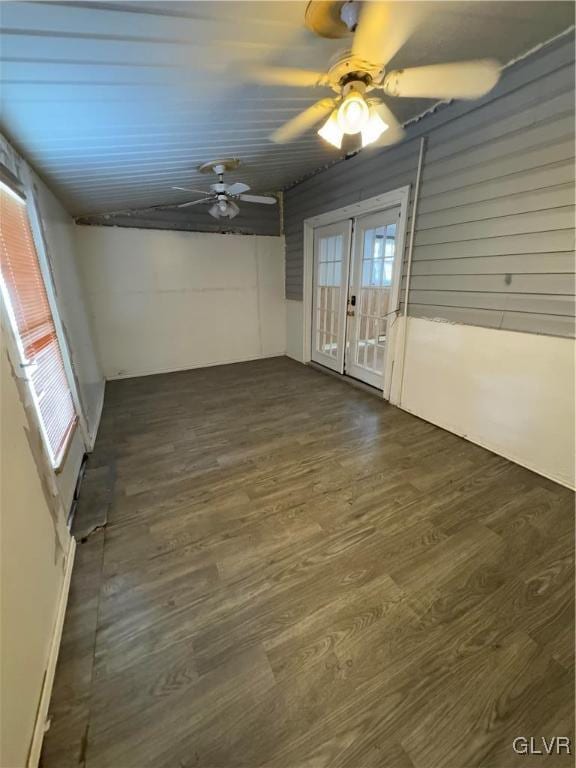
239,194,277,205
352,1,423,68
177,197,212,208
383,60,501,100
225,182,250,196
240,64,328,88
271,98,337,144
171,186,207,195
368,101,406,147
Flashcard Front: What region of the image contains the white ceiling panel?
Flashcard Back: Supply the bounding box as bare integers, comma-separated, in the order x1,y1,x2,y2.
1,1,573,215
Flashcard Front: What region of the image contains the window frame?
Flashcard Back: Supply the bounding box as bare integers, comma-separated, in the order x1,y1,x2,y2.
0,176,83,471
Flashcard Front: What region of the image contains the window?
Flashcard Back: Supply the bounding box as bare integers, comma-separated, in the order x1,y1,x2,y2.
0,180,76,467
362,223,397,287
317,234,343,286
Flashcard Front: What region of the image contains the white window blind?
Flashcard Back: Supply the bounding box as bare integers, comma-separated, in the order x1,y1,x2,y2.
0,180,76,466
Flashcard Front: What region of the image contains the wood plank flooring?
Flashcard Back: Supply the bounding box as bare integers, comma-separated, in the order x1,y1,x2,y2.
41,357,575,768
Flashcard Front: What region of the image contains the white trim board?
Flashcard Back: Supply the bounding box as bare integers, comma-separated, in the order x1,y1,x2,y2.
25,182,91,451
106,351,287,381
27,536,76,768
88,381,106,450
302,185,411,399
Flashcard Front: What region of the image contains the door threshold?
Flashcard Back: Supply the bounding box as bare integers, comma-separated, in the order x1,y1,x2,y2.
307,361,384,399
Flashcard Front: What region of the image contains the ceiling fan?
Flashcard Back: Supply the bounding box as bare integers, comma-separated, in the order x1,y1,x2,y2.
243,0,501,150
170,159,277,219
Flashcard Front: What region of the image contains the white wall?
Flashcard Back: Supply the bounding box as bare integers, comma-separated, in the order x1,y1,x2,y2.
0,331,74,768
76,226,286,379
285,304,575,489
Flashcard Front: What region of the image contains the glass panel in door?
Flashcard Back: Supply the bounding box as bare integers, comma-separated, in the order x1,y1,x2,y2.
345,209,400,389
311,220,352,373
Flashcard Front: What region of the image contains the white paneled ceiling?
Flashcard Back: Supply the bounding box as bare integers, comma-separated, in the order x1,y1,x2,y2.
1,1,573,215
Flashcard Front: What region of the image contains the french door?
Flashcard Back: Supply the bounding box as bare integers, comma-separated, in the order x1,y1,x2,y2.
311,220,352,373
311,207,401,390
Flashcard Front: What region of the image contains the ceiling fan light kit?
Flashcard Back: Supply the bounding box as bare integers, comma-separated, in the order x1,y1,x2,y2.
361,106,388,147
337,86,370,134
210,198,240,220
245,1,501,152
317,79,390,149
318,111,344,149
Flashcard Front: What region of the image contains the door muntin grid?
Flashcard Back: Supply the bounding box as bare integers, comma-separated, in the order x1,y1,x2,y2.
353,222,397,374
315,233,344,359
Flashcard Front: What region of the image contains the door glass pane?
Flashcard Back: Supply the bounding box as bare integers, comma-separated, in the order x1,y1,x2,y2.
315,233,343,358
355,223,397,373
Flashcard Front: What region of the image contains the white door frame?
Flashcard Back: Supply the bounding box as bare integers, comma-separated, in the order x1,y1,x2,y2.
302,185,410,400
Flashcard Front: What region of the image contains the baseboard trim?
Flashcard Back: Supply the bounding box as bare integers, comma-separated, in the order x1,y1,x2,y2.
285,351,306,364
105,352,287,381
27,536,76,768
399,403,576,491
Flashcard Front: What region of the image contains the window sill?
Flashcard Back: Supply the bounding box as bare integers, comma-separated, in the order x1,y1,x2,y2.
54,417,79,475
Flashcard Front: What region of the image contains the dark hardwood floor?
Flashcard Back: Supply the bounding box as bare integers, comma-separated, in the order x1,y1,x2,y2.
41,357,575,768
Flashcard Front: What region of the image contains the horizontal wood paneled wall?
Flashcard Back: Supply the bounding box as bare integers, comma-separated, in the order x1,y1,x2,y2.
284,34,575,338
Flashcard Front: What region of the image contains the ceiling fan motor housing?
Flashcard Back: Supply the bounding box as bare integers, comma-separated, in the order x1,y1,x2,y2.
326,52,383,93
304,0,359,39
198,158,240,174
341,78,367,97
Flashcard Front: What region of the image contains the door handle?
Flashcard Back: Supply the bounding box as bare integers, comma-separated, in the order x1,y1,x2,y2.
347,308,355,317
